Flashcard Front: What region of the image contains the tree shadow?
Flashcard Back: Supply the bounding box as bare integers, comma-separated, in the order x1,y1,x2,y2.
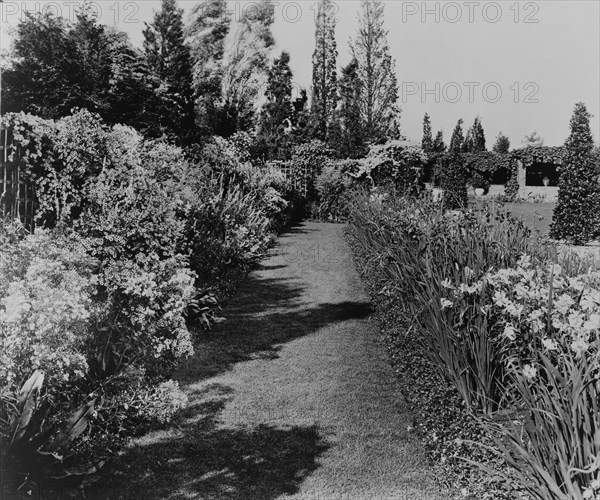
90,385,329,500
178,278,372,384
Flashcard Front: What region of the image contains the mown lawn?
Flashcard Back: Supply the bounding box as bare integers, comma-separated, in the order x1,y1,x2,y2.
88,222,447,500
473,198,555,235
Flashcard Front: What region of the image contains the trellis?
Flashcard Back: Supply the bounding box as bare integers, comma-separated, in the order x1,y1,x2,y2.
0,127,35,231
267,160,318,198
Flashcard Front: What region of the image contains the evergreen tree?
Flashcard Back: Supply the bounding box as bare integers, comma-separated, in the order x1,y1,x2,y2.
311,0,338,142
143,0,195,143
422,113,433,153
492,132,511,153
432,130,446,153
443,119,467,209
332,58,365,158
290,89,311,144
106,33,164,136
351,0,400,144
449,119,464,153
256,51,294,159
463,117,486,153
551,102,599,244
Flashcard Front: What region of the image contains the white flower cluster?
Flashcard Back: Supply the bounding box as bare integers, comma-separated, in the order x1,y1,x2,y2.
440,253,600,363
0,232,95,387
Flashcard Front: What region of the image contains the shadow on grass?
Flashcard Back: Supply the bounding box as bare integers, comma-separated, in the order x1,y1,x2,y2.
178,270,372,384
90,385,329,500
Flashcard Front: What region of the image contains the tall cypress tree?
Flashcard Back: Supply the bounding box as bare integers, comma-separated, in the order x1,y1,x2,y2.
422,113,433,153
143,0,195,142
332,57,365,158
443,118,468,208
449,119,465,153
311,0,338,142
256,51,294,159
351,0,400,144
551,102,599,244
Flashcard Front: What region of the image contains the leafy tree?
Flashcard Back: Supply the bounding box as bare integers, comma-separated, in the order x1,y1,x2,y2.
351,0,400,144
332,58,365,158
422,113,433,153
2,12,68,117
463,117,486,152
310,0,338,142
219,0,275,137
2,6,161,135
256,51,294,159
143,0,195,143
493,132,511,153
522,131,544,147
551,102,599,244
2,7,111,118
186,0,230,135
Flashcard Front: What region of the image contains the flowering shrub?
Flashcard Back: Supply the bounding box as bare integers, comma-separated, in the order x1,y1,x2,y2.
0,219,191,485
1,108,296,490
350,140,426,192
312,161,357,221
0,227,96,389
74,126,196,377
230,162,290,231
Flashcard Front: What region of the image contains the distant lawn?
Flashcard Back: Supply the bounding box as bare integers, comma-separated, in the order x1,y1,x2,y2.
472,198,555,235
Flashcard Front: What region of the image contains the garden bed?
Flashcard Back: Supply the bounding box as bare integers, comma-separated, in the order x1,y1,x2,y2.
345,190,600,500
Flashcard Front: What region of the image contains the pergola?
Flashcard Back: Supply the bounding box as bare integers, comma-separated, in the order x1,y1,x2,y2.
505,146,565,200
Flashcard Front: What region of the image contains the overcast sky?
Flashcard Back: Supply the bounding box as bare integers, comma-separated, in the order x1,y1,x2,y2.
1,0,599,147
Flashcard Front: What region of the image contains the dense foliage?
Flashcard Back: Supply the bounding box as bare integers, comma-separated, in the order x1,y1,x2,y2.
348,189,600,499
0,110,293,491
350,188,600,500
311,0,339,142
551,103,600,243
2,8,164,137
350,0,400,144
3,0,600,495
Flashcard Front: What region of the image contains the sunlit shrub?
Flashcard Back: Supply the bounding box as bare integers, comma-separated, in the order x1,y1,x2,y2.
0,226,96,389
312,161,356,221
350,140,426,192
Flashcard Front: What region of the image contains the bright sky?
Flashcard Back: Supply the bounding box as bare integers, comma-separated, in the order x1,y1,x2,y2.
1,0,599,147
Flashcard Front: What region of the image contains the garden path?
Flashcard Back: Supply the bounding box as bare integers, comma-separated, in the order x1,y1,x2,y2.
99,222,445,500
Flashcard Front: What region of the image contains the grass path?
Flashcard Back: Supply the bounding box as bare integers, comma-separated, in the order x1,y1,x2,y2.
96,223,445,500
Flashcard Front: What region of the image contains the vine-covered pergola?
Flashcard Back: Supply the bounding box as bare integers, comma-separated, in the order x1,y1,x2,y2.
505,146,564,200
457,146,564,200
